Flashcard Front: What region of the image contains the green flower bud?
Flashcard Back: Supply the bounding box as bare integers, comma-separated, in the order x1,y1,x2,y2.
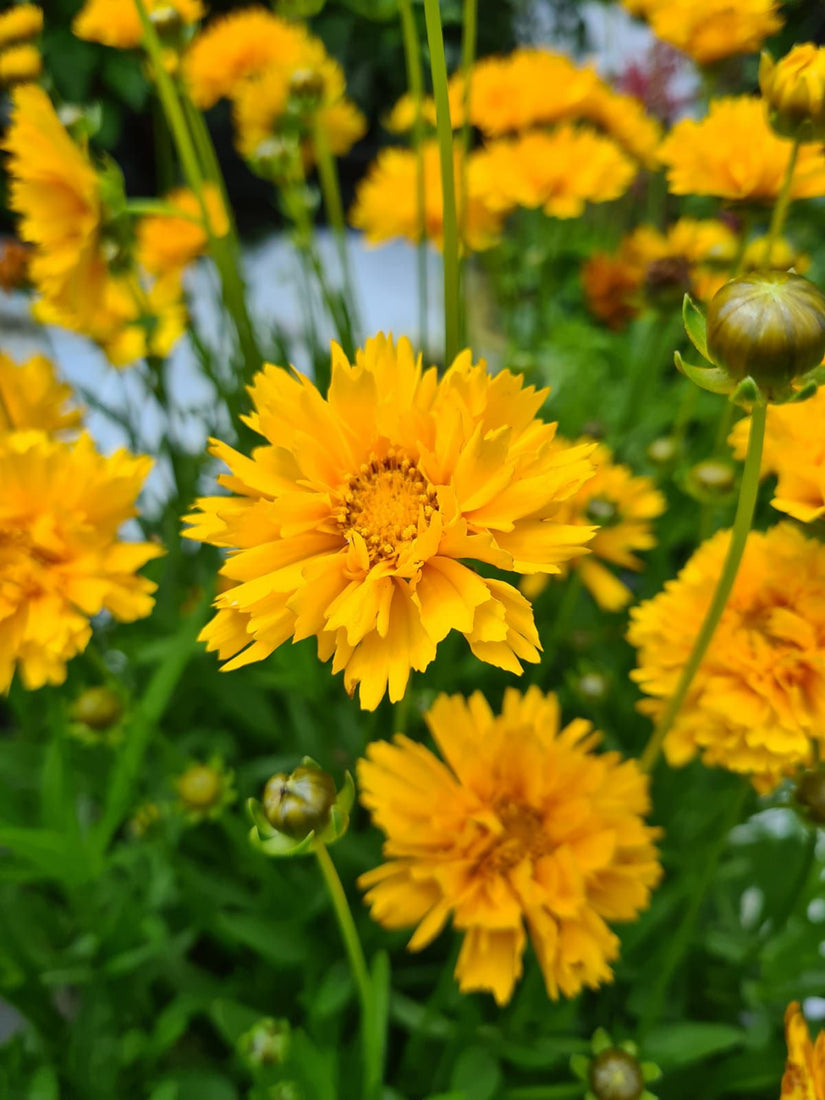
590,1048,645,1100
576,671,609,703
175,759,235,823
71,686,123,731
685,458,737,503
794,767,825,824
646,436,678,466
288,67,326,116
238,1017,291,1069
706,272,825,398
585,496,619,525
263,765,337,839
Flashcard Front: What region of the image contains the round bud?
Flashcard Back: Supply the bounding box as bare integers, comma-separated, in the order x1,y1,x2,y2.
577,671,609,703
288,67,325,112
238,1017,291,1069
263,765,337,839
706,271,825,397
646,436,678,466
71,686,123,731
585,496,619,525
795,768,825,824
590,1048,645,1100
687,459,736,500
177,763,224,811
760,45,825,142
149,5,182,35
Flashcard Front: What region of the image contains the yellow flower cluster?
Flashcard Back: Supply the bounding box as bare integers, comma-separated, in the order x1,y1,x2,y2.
0,4,41,87
629,523,825,792
781,1002,825,1100
73,0,205,50
624,0,782,66
359,687,661,1005
184,334,597,710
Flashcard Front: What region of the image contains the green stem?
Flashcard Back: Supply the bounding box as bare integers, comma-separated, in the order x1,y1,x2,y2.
423,0,460,365
124,199,203,224
398,0,428,350
639,401,767,772
314,841,380,1100
458,0,476,347
763,136,801,267
313,119,361,348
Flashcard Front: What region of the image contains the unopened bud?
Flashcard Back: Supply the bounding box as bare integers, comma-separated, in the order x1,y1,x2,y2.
590,1048,645,1100
149,4,182,36
585,496,619,525
263,765,337,840
71,686,123,731
760,45,825,142
686,459,736,501
238,1017,291,1069
289,67,325,111
176,759,235,822
576,671,609,703
646,436,678,466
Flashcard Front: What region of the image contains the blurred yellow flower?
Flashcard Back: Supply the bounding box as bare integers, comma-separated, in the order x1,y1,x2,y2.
729,387,825,523
136,184,228,275
184,334,597,709
781,1002,825,1100
659,97,825,203
761,43,825,141
73,0,205,50
629,523,825,792
0,352,81,437
350,142,502,252
577,84,662,168
635,0,782,66
3,84,107,329
358,687,662,1004
0,432,162,692
740,235,809,275
0,4,42,48
383,92,438,134
0,43,41,86
472,126,637,219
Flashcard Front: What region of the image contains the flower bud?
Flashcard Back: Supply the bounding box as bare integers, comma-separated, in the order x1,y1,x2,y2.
70,686,123,731
176,759,235,822
760,45,825,142
685,458,736,503
288,67,325,114
263,765,336,839
590,1048,645,1100
706,272,825,398
585,496,619,525
794,767,825,824
576,671,609,703
238,1017,291,1069
646,436,678,466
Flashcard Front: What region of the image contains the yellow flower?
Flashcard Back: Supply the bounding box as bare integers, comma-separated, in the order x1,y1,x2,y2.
659,97,825,203
183,335,597,710
136,184,228,275
0,43,41,86
3,84,107,328
577,85,663,168
317,99,367,158
0,432,162,692
761,44,825,141
358,687,662,1005
643,0,782,66
729,388,825,523
73,0,205,50
383,92,438,133
183,7,314,109
628,523,825,792
350,142,502,253
0,352,81,437
740,235,810,275
472,127,637,219
0,4,42,49
781,1002,825,1100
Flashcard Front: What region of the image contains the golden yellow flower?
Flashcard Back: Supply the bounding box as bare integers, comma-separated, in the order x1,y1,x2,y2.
136,184,228,275
629,523,825,792
659,97,825,204
740,235,810,275
0,43,41,86
0,4,42,49
73,0,205,50
781,1002,825,1100
0,432,162,692
0,352,81,437
183,335,597,710
761,44,825,141
383,92,438,134
472,126,637,219
318,100,367,158
350,142,502,253
358,687,662,1005
183,7,314,109
577,85,662,168
3,84,107,328
643,0,782,66
729,388,825,523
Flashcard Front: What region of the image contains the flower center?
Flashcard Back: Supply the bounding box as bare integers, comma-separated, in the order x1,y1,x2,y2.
335,451,439,564
489,799,550,871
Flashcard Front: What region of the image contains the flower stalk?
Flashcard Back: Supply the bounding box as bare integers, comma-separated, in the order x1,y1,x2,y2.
398,0,428,350
762,135,801,267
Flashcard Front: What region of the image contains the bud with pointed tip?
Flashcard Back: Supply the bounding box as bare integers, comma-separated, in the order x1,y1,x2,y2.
248,758,354,858
760,45,825,143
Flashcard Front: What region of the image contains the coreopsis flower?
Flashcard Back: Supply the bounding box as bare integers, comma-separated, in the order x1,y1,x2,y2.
0,432,162,692
183,7,314,109
729,387,825,523
0,4,42,48
350,143,502,252
659,97,825,203
781,1002,825,1099
740,235,809,276
3,84,107,327
640,0,782,66
183,334,597,709
383,92,438,134
136,184,228,275
0,42,41,86
472,127,637,220
577,85,662,168
761,44,825,142
73,0,205,50
0,352,81,437
358,687,662,1004
629,523,825,792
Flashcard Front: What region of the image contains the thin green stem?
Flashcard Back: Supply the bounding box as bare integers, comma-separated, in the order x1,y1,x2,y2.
423,0,460,365
763,136,801,267
314,841,380,1100
124,199,203,224
458,0,476,347
398,0,428,350
640,401,767,772
313,119,361,347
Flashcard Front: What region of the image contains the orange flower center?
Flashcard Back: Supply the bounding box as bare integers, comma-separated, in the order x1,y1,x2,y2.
488,798,550,871
336,451,439,563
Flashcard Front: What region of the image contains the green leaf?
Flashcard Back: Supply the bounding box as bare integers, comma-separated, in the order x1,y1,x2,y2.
450,1047,502,1100
212,911,310,967
0,827,89,886
645,1022,745,1068
27,1066,59,1100
150,1072,236,1100
674,351,734,395
336,0,398,19
682,294,709,360
209,999,266,1046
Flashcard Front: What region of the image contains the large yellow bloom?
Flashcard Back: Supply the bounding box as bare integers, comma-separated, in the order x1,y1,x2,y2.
73,0,205,50
136,184,228,275
729,389,825,523
629,523,825,792
358,687,662,1004
659,97,825,203
633,0,782,66
184,335,597,710
0,432,162,692
472,126,637,219
0,4,42,49
350,143,502,253
3,84,107,328
781,1002,825,1100
0,352,81,437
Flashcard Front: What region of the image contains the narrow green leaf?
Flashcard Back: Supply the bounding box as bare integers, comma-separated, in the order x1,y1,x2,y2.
674,351,734,395
682,294,709,360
